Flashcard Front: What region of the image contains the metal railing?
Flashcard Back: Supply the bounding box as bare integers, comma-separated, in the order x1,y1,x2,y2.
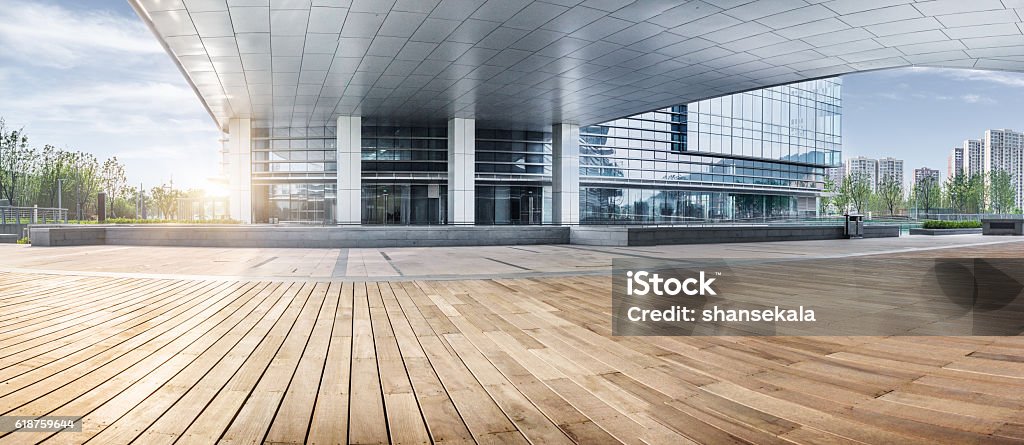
916,213,1024,221
0,206,69,225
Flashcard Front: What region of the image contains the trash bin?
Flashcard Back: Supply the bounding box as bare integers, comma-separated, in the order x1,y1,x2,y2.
845,214,864,239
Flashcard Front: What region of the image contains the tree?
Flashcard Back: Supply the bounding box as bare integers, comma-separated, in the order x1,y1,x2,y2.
821,176,841,215
967,174,986,213
0,118,31,206
150,184,181,219
947,173,987,214
876,173,904,216
0,117,115,220
840,172,872,214
989,169,1016,214
912,175,941,217
945,174,969,213
100,157,127,217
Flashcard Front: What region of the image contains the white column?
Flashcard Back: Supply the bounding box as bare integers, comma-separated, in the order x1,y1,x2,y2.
552,123,580,225
227,118,252,223
448,118,475,224
337,115,362,224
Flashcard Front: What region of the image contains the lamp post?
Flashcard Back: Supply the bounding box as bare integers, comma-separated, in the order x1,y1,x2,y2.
57,178,65,223
137,182,143,219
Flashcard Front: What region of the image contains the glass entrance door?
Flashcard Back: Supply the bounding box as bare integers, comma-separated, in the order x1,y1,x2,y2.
518,190,541,224
362,183,447,224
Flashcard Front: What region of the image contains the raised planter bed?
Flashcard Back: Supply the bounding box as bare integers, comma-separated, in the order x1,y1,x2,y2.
982,219,1024,236
909,228,982,236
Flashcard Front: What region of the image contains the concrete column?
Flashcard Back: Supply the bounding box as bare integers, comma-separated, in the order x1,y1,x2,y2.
337,115,362,224
226,118,252,223
552,123,580,225
447,118,475,224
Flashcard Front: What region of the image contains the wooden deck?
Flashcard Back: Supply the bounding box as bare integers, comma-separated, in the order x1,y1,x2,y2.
1,246,1024,444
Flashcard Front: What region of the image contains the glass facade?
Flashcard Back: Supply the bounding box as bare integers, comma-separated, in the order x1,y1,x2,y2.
251,123,337,224
360,125,448,224
362,183,446,225
580,78,841,223
581,188,812,223
246,78,841,225
475,129,553,224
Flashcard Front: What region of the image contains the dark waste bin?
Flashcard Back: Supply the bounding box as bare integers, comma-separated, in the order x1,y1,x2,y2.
845,214,864,239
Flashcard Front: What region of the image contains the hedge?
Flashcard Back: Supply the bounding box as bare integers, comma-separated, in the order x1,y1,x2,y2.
921,220,982,229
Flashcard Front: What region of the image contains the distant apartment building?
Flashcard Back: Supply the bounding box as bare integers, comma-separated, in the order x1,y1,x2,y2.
963,139,983,178
877,157,904,186
948,146,963,179
983,129,1024,209
826,166,845,186
914,167,940,186
844,156,879,190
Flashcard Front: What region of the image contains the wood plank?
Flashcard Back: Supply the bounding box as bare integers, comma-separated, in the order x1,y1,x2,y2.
347,282,388,445
0,255,1020,445
307,282,353,445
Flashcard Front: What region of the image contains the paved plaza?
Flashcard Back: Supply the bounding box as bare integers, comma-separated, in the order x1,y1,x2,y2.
0,235,1023,444
1,234,1018,280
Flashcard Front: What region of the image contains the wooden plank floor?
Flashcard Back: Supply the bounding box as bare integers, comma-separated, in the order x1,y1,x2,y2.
1,246,1023,444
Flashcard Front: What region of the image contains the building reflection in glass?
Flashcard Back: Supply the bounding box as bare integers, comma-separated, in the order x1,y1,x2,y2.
580,78,840,223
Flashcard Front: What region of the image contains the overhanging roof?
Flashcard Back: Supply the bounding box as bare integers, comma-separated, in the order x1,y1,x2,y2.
131,0,1024,131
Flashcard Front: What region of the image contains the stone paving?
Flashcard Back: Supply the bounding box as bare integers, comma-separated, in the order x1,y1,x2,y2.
1,234,1020,280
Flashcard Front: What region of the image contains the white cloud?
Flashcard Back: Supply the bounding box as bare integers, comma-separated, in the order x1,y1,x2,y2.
0,1,162,69
903,67,1024,88
3,81,214,135
0,1,223,188
945,70,1024,88
960,94,996,104
115,143,208,160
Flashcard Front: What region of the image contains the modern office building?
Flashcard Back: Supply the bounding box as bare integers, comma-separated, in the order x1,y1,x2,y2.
948,146,963,179
913,167,940,187
983,129,1024,208
129,1,1024,225
242,78,840,225
844,156,878,190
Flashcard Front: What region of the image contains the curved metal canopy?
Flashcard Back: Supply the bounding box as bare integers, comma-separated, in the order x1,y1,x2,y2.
131,0,1024,130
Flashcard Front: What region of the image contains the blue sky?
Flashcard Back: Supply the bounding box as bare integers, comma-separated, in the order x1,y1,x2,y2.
4,1,1024,190
0,0,221,191
843,67,1024,183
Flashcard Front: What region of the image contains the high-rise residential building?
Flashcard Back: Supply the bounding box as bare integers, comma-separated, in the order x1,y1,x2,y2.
948,146,963,179
826,167,846,186
983,129,1024,208
963,139,983,178
914,167,940,186
877,157,904,186
844,157,879,190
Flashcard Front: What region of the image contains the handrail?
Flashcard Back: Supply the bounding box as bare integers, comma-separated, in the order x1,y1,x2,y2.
0,206,69,225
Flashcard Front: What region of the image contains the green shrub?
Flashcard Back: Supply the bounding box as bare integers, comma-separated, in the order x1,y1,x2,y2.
68,218,240,225
16,236,30,244
103,217,241,224
921,220,982,229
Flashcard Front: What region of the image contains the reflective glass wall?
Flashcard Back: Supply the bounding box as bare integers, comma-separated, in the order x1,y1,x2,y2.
475,129,553,224
580,78,840,223
361,125,448,224
251,122,337,224
246,79,839,225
